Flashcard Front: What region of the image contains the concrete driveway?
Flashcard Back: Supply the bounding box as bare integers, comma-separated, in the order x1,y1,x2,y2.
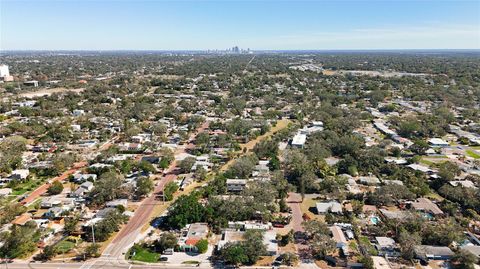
163,245,213,266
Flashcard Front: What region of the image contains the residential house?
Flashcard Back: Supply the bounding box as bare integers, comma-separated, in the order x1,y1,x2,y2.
449,180,477,189
379,209,412,221
428,138,449,147
373,120,397,136
106,199,128,208
359,176,381,185
71,187,87,198
384,157,408,165
330,225,348,248
41,197,62,209
461,245,480,259
131,134,151,143
383,180,404,186
410,198,443,216
120,143,143,152
44,207,64,219
24,80,39,87
375,237,397,256
291,133,307,148
11,169,29,180
407,164,436,174
414,245,454,261
12,213,33,226
178,223,209,252
79,181,94,191
228,221,272,231
95,207,117,218
141,155,160,164
316,201,342,214
226,179,247,192
73,109,85,116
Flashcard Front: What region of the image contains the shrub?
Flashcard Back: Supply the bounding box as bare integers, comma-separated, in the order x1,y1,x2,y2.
195,239,208,253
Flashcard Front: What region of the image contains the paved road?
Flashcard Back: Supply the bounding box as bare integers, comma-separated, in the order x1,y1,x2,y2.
20,137,118,206
5,261,213,269
102,121,210,260
21,162,87,206
286,192,304,232
102,164,178,259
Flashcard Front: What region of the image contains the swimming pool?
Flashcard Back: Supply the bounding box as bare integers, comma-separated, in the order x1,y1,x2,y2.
422,212,434,220
370,216,380,225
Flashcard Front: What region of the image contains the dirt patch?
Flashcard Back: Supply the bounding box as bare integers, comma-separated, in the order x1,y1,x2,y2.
254,256,275,266
279,242,296,253
314,260,330,269
300,197,324,222
20,87,85,98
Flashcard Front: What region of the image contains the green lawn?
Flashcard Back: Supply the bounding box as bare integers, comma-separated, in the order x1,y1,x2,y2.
182,261,200,264
419,158,435,166
466,150,480,159
129,245,160,263
27,199,42,210
55,240,76,253
11,179,44,196
358,236,378,256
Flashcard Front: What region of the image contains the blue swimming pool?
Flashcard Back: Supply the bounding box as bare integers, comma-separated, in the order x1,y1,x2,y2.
370,216,380,224
422,212,434,220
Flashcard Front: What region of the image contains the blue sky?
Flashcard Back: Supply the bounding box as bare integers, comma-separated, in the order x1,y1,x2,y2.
1,0,479,50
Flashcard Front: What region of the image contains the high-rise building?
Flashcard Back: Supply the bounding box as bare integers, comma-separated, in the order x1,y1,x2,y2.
0,64,13,82
0,64,9,77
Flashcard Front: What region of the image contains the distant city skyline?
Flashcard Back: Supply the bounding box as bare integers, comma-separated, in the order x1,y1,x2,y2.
1,0,479,51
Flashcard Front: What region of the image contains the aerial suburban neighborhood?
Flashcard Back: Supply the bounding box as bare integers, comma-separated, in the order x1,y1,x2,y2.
0,50,479,269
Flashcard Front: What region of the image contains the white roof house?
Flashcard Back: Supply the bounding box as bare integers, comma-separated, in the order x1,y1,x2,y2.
359,176,381,185
316,201,342,214
291,133,307,148
73,173,97,182
449,180,477,189
106,199,128,208
73,109,85,116
373,120,397,136
407,164,436,174
376,237,396,249
11,169,29,180
428,138,449,147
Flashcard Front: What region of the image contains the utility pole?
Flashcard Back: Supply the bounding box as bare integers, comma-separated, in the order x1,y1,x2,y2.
91,223,96,245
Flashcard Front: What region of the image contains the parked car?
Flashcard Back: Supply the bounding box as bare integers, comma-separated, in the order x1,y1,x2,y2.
163,248,174,255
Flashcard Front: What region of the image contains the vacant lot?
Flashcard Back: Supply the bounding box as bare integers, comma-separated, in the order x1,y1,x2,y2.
19,87,84,98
